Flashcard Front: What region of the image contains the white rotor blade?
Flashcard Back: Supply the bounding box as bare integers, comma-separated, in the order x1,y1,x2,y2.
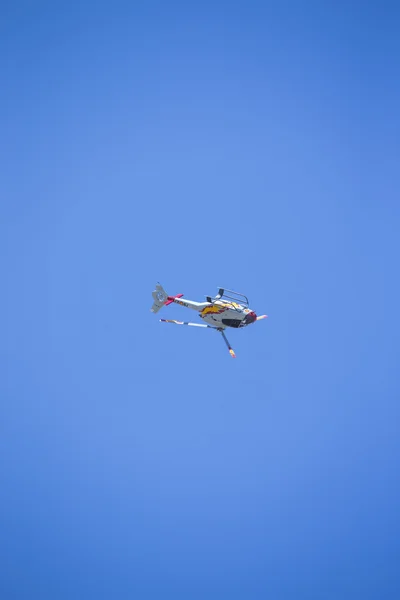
220,330,236,358
160,319,235,357
256,315,268,320
160,319,217,329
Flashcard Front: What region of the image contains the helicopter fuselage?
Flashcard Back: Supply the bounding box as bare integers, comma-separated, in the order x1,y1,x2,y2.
172,298,257,329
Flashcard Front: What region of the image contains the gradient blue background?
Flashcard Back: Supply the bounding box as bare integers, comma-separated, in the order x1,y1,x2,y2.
1,2,399,598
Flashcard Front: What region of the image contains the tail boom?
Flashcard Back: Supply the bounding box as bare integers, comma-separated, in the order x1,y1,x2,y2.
150,284,186,313
150,283,212,314
165,294,184,306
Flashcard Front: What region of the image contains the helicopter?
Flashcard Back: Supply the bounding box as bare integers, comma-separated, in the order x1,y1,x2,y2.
150,283,267,358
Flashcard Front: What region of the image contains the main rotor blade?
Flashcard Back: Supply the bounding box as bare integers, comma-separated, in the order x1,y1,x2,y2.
161,319,236,357
220,330,236,358
256,315,268,320
160,319,217,329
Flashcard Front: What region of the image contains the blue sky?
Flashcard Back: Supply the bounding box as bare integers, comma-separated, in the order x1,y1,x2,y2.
1,2,399,598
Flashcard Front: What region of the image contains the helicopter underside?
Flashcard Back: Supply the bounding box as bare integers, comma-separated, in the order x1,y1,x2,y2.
199,303,256,328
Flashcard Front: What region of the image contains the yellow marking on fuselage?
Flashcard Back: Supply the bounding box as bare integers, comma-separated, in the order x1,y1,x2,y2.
201,301,244,316
201,304,225,315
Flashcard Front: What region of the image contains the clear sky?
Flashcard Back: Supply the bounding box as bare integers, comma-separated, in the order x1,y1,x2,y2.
1,2,399,598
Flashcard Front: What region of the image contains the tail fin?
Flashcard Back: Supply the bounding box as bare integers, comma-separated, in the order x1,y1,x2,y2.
150,283,184,313
150,283,168,313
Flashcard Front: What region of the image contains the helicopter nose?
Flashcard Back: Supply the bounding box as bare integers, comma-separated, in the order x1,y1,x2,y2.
244,311,257,325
